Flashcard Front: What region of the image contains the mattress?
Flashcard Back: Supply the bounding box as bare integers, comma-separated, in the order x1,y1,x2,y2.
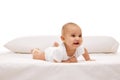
0,51,120,80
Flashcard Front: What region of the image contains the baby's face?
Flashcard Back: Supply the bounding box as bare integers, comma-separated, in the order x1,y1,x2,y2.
61,25,82,50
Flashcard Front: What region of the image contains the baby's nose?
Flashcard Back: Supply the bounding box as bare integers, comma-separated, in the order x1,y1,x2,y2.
75,37,80,40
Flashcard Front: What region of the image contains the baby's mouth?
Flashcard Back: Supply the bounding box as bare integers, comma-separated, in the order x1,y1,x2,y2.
73,42,79,45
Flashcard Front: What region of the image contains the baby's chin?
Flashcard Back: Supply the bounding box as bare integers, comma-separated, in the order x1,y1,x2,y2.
72,44,80,48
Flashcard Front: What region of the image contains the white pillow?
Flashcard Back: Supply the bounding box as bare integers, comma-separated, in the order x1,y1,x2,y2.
83,36,119,53
4,36,119,53
4,36,62,53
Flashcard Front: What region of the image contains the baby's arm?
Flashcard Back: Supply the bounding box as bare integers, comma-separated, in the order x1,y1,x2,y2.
61,56,78,63
82,48,91,61
54,59,70,63
54,56,77,63
68,56,78,62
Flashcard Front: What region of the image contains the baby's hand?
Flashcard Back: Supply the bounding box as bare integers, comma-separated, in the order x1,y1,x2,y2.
62,56,78,63
69,56,78,62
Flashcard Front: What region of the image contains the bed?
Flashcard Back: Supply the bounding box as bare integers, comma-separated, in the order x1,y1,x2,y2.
0,36,120,80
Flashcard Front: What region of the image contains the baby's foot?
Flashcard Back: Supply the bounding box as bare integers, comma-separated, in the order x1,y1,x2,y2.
31,48,40,54
31,48,41,59
53,42,59,47
31,48,45,60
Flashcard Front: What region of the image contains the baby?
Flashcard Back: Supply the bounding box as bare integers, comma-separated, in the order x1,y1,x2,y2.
32,22,92,63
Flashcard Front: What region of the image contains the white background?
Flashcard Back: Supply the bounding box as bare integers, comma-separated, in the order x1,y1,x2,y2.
0,0,120,51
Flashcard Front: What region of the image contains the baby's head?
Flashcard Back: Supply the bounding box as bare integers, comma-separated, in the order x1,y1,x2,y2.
61,22,83,49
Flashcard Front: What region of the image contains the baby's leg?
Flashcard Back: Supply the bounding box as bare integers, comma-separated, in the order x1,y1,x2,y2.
31,48,45,60
53,42,59,47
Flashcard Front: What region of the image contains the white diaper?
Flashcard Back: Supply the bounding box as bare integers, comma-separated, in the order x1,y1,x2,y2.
44,47,57,62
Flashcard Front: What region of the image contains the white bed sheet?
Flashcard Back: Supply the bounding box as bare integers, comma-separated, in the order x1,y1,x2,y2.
0,51,120,80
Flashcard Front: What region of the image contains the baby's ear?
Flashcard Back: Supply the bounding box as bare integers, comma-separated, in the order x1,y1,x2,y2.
61,36,65,41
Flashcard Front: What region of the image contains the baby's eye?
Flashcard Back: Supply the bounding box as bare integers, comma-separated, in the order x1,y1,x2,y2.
71,34,76,37
79,34,82,37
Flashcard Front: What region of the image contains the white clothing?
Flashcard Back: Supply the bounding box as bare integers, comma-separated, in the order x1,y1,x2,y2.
44,43,85,62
